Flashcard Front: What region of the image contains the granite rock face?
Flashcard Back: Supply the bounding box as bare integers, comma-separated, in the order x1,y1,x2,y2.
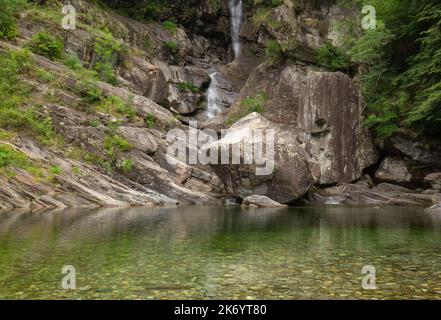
226,62,378,188
425,173,441,191
205,113,314,203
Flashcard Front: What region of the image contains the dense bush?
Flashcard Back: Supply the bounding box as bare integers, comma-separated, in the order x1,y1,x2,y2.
0,0,26,39
0,49,55,142
338,0,441,138
28,31,64,60
316,42,351,71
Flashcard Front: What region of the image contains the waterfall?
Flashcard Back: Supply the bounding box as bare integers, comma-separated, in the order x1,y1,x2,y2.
206,72,222,118
229,0,243,59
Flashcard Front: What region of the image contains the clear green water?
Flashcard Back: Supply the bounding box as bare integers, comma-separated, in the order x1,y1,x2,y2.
1,205,441,300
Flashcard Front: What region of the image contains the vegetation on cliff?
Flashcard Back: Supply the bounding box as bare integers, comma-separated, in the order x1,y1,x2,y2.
336,0,441,138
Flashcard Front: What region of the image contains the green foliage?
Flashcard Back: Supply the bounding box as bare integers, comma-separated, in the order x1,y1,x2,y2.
316,42,351,71
337,0,441,138
74,79,102,105
104,135,132,160
0,0,25,39
93,30,121,84
121,158,133,172
163,20,178,35
28,31,64,60
177,82,200,93
265,40,283,64
226,92,267,126
0,129,13,141
165,41,178,54
97,95,136,120
0,49,56,143
72,166,81,175
0,144,28,168
49,165,61,175
64,54,84,71
35,68,56,83
145,113,155,128
0,143,43,177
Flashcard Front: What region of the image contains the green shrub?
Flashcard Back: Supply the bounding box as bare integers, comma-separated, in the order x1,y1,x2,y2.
145,113,155,128
97,95,136,120
121,158,133,172
0,144,28,168
28,31,64,60
74,79,102,104
177,82,200,93
226,92,268,126
265,40,283,64
0,49,56,142
104,135,132,160
49,165,61,175
35,68,56,83
0,0,25,40
316,42,350,71
93,30,121,84
165,41,178,54
72,166,81,175
64,54,84,71
0,143,43,177
163,20,178,35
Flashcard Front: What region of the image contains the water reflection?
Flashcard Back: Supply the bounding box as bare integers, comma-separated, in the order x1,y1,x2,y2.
0,205,441,299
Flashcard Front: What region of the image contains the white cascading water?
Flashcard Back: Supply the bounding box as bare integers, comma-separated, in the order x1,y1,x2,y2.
205,1,243,119
229,0,243,59
206,72,222,118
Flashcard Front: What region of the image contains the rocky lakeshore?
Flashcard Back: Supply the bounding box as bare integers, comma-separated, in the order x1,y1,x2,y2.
0,0,440,213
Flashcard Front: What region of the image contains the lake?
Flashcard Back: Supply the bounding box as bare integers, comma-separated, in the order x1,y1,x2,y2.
0,205,441,299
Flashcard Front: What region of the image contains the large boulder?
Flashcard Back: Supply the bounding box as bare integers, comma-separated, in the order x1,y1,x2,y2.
424,173,441,191
382,133,441,169
227,61,378,185
242,195,288,208
375,157,412,184
205,113,314,203
299,69,378,184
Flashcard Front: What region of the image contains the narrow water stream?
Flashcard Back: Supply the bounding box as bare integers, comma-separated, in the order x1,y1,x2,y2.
229,0,244,59
206,72,223,118
204,0,243,119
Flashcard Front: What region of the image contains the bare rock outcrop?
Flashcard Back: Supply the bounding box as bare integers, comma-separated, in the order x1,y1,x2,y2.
425,173,441,191
226,61,378,187
375,157,412,184
307,183,438,207
242,195,288,208
205,113,314,203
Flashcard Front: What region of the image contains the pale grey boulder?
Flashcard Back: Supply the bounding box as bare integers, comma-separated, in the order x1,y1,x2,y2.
205,113,314,203
242,195,288,208
375,157,412,184
425,173,441,191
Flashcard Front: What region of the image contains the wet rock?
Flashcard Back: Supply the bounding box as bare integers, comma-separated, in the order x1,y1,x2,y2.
242,195,288,208
375,157,412,184
307,183,435,206
424,173,441,191
426,203,441,214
